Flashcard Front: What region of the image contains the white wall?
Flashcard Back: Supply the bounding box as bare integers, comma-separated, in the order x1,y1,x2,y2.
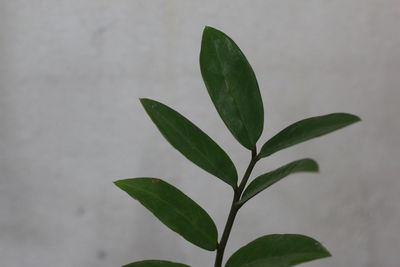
1,1,399,266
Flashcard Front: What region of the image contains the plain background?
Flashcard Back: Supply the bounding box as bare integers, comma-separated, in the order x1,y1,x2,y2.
1,1,399,266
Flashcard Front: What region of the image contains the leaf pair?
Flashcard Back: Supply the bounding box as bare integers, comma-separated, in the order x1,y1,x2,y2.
122,234,331,267
239,113,360,203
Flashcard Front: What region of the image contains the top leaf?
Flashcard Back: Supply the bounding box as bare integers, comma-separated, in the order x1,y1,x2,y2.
259,113,361,158
200,26,264,150
141,98,238,187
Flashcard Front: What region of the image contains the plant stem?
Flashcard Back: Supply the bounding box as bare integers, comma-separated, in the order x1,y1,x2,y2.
214,149,258,267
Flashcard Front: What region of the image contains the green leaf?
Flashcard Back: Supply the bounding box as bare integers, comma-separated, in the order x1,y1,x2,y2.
259,113,360,158
200,26,264,150
225,234,331,267
240,159,318,204
140,98,238,187
114,178,218,251
123,260,190,267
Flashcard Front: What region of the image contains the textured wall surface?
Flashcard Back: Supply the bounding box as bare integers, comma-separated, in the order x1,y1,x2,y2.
1,1,399,266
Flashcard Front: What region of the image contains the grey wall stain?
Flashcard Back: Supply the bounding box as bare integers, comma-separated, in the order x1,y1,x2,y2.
96,249,107,261
76,206,85,217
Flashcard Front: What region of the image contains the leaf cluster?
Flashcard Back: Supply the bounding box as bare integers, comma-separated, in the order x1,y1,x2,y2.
115,26,360,267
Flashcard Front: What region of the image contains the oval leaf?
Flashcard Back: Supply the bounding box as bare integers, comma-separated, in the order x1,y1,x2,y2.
140,98,238,187
259,113,360,158
200,26,264,150
226,234,331,267
114,178,218,251
240,159,318,204
123,260,190,267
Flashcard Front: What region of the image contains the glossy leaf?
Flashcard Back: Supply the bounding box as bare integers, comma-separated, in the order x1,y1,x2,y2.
123,260,190,267
114,178,218,251
200,26,264,150
259,113,360,158
240,159,318,204
140,98,238,187
225,234,331,267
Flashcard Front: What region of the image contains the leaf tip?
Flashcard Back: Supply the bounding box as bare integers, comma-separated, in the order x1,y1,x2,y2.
344,113,362,123
114,179,131,190
316,243,332,259
326,248,333,257
202,25,225,42
334,113,361,125
311,237,332,258
306,158,320,172
113,179,123,188
353,114,362,122
139,97,151,105
203,25,217,34
139,98,159,113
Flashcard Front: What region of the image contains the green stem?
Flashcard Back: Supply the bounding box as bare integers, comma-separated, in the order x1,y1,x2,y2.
214,149,258,267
